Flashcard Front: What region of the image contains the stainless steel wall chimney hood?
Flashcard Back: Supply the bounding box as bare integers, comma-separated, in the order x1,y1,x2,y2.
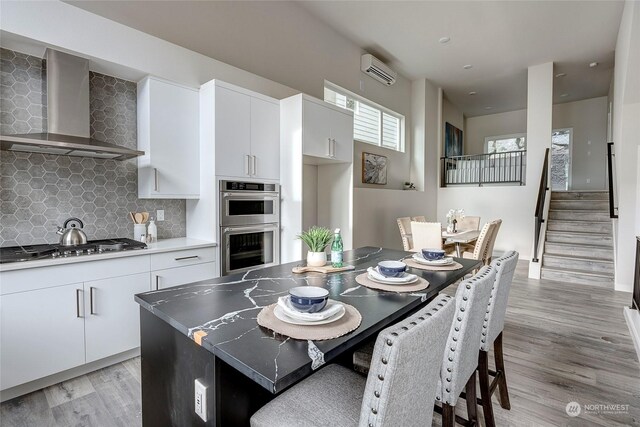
0,50,144,160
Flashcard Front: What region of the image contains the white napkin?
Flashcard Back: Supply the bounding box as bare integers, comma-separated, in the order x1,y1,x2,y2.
367,267,417,283
277,296,344,322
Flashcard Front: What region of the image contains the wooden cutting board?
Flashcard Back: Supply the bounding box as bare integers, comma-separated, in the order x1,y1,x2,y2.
292,265,355,274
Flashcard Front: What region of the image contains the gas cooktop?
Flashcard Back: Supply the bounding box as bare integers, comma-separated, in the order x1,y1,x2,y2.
0,238,147,264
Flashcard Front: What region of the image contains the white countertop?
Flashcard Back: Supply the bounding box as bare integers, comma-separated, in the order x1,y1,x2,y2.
0,238,217,272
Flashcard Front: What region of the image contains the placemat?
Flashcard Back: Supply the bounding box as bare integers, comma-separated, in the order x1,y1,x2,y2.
405,258,464,271
355,272,429,293
257,303,362,341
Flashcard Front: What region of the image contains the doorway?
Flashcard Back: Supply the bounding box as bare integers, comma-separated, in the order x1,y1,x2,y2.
551,128,572,191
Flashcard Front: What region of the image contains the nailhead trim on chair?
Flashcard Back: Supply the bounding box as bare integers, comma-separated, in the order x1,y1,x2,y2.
365,295,452,426
440,267,494,405
480,251,519,346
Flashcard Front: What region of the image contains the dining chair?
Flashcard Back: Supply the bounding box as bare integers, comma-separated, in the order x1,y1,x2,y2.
435,265,496,427
411,221,443,252
456,216,481,253
477,250,519,427
397,216,427,251
462,220,500,266
250,296,456,427
483,219,502,264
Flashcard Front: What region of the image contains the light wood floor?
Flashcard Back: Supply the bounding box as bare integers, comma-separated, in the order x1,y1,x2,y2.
2,261,638,427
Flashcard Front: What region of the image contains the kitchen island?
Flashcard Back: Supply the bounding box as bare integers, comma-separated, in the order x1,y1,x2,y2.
135,247,481,426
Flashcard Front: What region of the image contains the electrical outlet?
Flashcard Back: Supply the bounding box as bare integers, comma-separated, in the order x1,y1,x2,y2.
195,378,208,421
157,210,165,221
586,178,591,184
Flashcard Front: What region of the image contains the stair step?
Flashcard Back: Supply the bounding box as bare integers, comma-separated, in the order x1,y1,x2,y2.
549,200,609,211
548,209,611,221
542,254,614,274
551,191,609,201
546,230,613,246
541,267,613,287
544,242,614,260
547,219,612,233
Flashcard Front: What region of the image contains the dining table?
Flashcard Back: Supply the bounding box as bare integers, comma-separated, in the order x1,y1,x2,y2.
442,228,481,257
135,246,482,426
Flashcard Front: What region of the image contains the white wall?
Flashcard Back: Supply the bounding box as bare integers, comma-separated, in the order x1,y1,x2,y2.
612,0,640,292
465,110,528,154
353,141,410,190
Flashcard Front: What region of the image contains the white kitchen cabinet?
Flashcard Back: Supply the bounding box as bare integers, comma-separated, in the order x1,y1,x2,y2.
207,80,280,180
0,283,86,390
138,76,200,199
84,272,150,363
152,262,217,290
301,96,354,163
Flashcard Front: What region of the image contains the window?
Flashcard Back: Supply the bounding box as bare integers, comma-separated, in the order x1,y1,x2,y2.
484,133,526,154
324,83,404,152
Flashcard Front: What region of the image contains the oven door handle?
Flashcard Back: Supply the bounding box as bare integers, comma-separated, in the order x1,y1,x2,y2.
222,192,279,198
223,225,279,233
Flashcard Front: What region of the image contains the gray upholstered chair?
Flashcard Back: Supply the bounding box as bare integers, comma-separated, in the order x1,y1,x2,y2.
435,265,496,427
251,295,456,427
477,250,519,427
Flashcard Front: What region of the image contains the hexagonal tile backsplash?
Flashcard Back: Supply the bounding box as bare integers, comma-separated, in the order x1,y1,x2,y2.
0,49,186,246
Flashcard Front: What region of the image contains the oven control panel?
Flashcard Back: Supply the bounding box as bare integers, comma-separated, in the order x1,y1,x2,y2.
222,181,278,192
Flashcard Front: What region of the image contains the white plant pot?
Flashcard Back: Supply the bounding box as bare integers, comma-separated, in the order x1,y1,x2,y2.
306,251,327,267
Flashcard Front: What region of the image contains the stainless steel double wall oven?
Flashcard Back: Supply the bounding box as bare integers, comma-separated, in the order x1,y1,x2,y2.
219,180,280,276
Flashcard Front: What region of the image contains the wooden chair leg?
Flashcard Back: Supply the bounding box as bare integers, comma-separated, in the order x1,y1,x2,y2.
478,350,496,427
465,371,478,425
442,403,455,427
494,332,511,410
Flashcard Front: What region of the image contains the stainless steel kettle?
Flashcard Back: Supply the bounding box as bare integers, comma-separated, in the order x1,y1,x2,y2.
56,217,88,246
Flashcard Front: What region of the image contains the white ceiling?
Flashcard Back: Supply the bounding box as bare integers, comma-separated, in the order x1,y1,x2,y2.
66,0,624,117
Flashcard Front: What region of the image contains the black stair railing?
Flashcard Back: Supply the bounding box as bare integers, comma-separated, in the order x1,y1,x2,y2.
607,142,618,218
440,151,526,187
532,148,550,263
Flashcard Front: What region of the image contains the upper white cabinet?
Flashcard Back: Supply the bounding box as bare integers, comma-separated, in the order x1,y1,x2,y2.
301,96,354,163
138,76,200,199
209,81,280,181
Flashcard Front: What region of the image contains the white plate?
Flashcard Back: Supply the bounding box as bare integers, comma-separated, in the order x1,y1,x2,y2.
274,304,346,325
368,267,418,284
412,254,454,266
367,272,419,286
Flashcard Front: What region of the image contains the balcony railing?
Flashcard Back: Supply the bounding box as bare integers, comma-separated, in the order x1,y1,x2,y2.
440,151,527,187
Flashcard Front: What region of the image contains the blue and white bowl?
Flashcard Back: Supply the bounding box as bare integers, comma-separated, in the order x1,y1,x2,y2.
288,286,329,313
377,260,407,278
422,248,445,261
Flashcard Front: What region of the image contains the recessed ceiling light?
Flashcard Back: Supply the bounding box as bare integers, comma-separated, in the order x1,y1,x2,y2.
555,73,567,78
468,91,477,96
439,36,451,44
484,106,492,110
589,62,598,68
560,93,569,97
463,64,473,70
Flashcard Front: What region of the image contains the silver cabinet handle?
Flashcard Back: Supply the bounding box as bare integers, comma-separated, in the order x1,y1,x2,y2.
155,275,160,291
245,155,251,176
251,155,257,176
327,138,332,157
89,286,96,315
175,255,199,261
332,138,337,158
154,168,159,191
76,289,83,318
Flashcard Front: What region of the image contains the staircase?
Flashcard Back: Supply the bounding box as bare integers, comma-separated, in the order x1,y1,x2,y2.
541,191,614,287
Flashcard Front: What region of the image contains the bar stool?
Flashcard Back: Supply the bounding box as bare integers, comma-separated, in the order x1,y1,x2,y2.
435,265,496,427
251,295,456,427
477,250,519,427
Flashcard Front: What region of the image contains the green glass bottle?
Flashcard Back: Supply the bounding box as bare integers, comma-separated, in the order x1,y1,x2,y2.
331,228,343,268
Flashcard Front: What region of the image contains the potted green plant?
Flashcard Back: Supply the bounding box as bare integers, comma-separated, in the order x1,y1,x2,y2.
298,226,333,267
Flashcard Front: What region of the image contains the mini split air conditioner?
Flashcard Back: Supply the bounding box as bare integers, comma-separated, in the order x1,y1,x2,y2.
361,54,397,86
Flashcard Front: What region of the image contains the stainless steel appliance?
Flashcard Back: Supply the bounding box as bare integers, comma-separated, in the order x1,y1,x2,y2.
220,180,280,276
0,238,147,264
56,217,88,246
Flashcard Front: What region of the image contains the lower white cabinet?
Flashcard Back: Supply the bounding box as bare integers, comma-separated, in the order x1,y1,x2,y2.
84,272,150,363
1,283,86,389
152,262,217,290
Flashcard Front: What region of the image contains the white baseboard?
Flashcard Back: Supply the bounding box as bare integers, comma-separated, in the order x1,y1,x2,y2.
623,307,640,363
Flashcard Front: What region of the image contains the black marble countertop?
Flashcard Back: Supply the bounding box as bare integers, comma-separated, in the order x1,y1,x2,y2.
135,247,481,394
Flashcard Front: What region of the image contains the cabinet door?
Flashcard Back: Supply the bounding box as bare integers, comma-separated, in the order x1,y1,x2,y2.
302,99,333,159
147,79,199,198
215,86,251,178
250,97,280,180
330,109,354,163
152,262,217,290
84,273,150,363
1,284,85,389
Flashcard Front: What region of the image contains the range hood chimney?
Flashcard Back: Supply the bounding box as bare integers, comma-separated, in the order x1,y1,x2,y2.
0,49,144,160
